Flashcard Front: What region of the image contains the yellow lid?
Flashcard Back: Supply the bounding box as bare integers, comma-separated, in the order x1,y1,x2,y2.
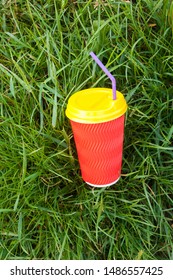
65,88,127,124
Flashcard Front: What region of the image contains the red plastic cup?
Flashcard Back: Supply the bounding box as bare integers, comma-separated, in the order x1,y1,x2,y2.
65,88,127,187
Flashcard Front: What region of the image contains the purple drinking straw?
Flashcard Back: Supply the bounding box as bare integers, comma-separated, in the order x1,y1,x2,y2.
90,52,116,100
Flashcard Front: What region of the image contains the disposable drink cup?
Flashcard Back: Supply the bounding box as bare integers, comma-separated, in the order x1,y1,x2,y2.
65,88,127,187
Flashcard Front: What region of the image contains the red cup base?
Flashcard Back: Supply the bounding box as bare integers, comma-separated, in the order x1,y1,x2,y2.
85,176,120,188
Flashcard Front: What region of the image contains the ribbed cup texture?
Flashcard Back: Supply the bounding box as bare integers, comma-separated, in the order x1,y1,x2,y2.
70,115,125,186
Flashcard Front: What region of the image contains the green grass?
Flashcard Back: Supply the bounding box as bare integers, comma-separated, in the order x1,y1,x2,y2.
0,0,173,260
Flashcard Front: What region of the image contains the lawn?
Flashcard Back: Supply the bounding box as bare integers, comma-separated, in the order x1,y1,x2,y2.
0,0,173,260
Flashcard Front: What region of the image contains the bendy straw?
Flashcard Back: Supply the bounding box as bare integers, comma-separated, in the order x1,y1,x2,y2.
90,52,116,100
